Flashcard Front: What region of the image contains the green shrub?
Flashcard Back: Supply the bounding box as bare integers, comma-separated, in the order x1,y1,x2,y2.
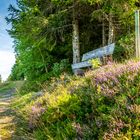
52,59,71,77
89,58,101,69
114,34,135,61
18,59,71,93
19,81,41,94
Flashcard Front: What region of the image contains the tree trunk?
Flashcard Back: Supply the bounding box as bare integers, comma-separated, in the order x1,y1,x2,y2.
72,20,80,64
108,13,114,45
102,14,106,47
72,0,80,64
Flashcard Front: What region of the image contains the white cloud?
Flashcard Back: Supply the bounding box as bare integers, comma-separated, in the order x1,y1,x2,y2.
0,50,15,81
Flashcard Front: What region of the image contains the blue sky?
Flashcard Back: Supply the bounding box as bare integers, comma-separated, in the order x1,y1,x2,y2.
0,0,16,80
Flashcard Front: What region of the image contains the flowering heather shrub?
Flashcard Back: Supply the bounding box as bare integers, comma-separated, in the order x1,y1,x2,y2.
29,104,45,129
13,60,140,140
89,60,140,96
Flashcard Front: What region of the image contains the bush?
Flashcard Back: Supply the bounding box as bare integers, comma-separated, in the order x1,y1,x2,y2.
51,59,71,77
12,60,140,139
19,80,43,95
18,59,71,94
114,34,135,61
89,58,101,69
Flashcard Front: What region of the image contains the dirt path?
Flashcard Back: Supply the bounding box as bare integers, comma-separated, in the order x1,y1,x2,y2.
0,89,15,140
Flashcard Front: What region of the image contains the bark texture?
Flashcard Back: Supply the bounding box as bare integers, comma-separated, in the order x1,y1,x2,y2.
102,14,106,47
108,13,114,45
72,18,80,64
72,0,80,64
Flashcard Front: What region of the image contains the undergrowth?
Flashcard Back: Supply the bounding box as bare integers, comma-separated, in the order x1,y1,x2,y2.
12,60,140,140
0,82,15,93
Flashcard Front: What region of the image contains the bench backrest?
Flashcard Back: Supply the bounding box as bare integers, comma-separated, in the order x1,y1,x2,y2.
82,43,115,61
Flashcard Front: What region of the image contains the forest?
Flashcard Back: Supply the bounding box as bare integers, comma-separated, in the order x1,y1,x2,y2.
0,0,140,139
7,0,137,87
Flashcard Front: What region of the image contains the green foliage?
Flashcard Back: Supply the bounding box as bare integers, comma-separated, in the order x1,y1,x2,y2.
12,60,140,139
7,0,73,83
9,60,25,81
51,59,71,77
18,59,71,93
114,34,135,61
19,81,41,94
0,75,2,83
89,58,101,69
0,82,14,93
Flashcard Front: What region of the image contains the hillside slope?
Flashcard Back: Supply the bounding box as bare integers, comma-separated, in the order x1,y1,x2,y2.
12,60,140,140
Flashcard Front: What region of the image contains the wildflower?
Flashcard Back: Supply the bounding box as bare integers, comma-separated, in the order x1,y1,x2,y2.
29,104,46,129
92,60,140,96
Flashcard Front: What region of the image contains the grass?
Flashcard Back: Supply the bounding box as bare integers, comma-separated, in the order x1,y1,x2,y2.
0,81,24,93
0,82,14,93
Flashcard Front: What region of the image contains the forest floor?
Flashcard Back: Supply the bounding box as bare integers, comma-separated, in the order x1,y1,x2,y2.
0,88,15,140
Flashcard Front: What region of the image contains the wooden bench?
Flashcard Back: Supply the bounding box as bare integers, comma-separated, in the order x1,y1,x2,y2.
72,43,115,71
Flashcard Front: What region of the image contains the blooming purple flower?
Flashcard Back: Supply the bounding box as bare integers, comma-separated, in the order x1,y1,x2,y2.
29,104,46,129
91,60,140,96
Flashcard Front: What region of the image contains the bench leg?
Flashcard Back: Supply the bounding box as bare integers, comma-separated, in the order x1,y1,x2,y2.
101,55,113,65
73,69,85,76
